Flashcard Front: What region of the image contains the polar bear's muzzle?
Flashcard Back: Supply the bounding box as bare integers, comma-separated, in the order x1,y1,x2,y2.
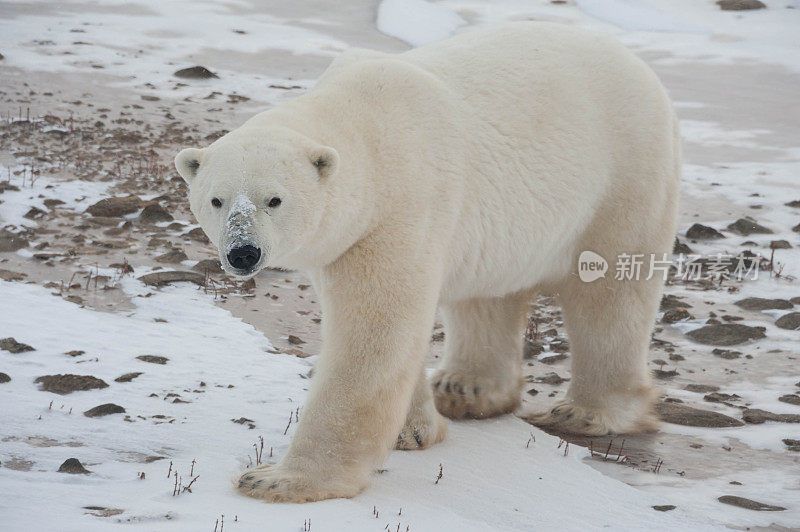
227,244,261,273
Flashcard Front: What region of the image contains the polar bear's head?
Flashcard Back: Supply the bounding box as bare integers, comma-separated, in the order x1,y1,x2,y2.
174,127,339,277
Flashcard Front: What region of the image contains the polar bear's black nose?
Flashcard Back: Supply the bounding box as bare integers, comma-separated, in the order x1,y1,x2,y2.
227,245,261,271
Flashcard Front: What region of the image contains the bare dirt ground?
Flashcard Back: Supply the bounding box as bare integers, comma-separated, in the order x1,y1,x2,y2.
1,0,799,528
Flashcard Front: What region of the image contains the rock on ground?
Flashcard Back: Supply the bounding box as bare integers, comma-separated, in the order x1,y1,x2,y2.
137,271,205,286
85,196,142,217
0,337,35,353
686,324,766,346
734,297,792,311
655,402,744,428
84,403,126,417
34,374,109,395
775,312,800,330
717,496,785,511
742,408,800,424
57,458,90,474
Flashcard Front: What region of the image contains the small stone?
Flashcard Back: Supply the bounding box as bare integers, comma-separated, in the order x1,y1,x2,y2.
114,372,142,383
716,0,766,10
770,240,791,249
686,224,724,240
0,268,26,281
686,324,766,346
154,250,188,263
712,348,742,359
138,271,206,286
84,403,125,417
717,496,784,512
534,372,568,385
526,388,539,396
174,66,218,79
778,394,800,406
35,374,109,395
23,206,46,220
0,372,10,383
655,402,744,428
58,458,90,474
726,218,772,236
704,392,740,403
685,384,720,393
85,196,142,217
539,353,567,365
287,335,305,345
192,259,223,274
0,337,35,353
660,294,692,311
734,297,792,311
654,369,679,379
523,340,544,359
673,238,692,254
0,232,28,252
652,505,676,512
83,507,124,517
783,439,800,451
186,227,210,243
721,315,743,322
662,308,692,323
137,355,168,365
431,331,445,342
775,312,800,330
138,203,173,224
742,408,800,424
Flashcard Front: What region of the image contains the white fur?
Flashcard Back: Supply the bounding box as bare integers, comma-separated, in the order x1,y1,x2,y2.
175,22,680,502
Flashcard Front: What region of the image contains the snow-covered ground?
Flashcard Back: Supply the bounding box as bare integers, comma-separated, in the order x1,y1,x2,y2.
0,278,719,531
1,0,799,530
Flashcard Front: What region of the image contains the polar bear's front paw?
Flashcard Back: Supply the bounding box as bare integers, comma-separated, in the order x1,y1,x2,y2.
432,370,521,419
396,409,447,450
237,464,364,503
524,396,659,436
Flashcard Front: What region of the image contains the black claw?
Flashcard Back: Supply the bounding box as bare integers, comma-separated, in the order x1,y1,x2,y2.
445,382,451,393
413,428,423,447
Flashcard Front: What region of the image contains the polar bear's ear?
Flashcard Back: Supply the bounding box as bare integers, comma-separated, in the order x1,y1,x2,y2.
175,148,204,183
309,146,339,179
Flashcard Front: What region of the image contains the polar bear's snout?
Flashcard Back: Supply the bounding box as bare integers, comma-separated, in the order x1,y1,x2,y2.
227,244,261,272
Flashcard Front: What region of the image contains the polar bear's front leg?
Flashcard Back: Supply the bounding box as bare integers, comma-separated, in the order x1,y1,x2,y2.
396,367,448,450
238,248,440,502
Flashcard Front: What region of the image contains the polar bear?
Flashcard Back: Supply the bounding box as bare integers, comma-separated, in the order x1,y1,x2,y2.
175,22,679,502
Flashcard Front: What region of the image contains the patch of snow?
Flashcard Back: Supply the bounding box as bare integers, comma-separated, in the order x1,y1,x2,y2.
0,164,111,231
574,0,708,33
0,278,721,530
377,0,467,47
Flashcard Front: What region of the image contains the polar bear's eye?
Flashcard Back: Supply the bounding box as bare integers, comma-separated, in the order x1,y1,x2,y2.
267,197,282,208
211,198,222,208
